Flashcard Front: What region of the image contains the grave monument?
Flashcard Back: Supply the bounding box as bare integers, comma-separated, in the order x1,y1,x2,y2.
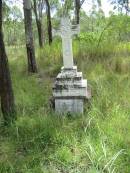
52,17,90,113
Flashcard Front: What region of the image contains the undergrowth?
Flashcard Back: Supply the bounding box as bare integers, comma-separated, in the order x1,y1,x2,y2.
0,40,130,173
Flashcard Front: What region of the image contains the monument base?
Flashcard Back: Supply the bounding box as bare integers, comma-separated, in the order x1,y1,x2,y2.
55,98,84,114
53,66,91,114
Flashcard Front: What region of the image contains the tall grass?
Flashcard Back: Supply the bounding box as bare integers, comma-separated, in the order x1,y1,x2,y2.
0,37,130,172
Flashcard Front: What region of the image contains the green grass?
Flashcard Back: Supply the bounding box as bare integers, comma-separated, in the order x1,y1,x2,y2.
0,40,130,172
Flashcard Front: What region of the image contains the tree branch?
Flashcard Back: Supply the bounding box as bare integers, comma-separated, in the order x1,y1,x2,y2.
80,0,86,7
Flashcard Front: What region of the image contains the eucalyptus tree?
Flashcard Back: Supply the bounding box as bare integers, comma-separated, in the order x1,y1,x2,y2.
44,0,59,44
33,0,59,45
45,0,52,44
23,0,37,73
33,0,44,47
74,0,103,24
75,0,86,24
61,0,86,24
0,0,16,125
2,1,24,45
110,0,129,14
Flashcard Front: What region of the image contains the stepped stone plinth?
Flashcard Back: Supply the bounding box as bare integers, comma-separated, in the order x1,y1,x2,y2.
53,66,90,113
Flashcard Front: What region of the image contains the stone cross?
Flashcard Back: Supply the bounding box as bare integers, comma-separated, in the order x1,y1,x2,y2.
53,17,80,69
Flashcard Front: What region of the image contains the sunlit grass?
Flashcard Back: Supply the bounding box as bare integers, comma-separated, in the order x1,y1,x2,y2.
0,40,130,172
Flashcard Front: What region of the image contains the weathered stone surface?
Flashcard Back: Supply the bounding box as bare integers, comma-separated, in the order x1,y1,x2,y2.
52,18,80,69
53,66,90,113
52,17,91,114
55,99,84,114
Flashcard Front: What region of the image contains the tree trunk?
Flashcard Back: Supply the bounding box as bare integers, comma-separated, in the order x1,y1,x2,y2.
0,0,16,125
45,0,52,44
37,20,43,47
75,0,80,24
33,0,44,47
126,0,129,15
23,0,37,73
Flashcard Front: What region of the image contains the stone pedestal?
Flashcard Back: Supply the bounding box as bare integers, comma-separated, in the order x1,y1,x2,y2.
53,66,90,114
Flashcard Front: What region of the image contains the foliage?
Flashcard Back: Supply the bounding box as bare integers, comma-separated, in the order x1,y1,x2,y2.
1,38,130,172
1,1,130,173
110,0,130,14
